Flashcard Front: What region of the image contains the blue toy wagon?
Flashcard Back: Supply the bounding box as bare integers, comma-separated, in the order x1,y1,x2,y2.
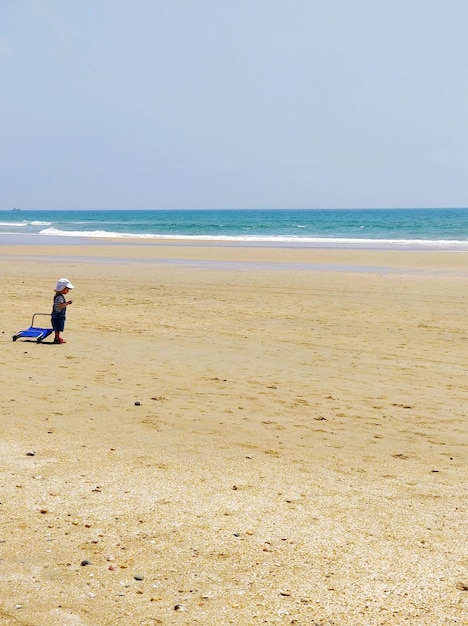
12,313,53,343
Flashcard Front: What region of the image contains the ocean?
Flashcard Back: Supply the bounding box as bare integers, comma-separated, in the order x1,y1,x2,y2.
1,208,468,250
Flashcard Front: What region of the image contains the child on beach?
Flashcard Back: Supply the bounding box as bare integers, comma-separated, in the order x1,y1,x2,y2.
52,278,74,344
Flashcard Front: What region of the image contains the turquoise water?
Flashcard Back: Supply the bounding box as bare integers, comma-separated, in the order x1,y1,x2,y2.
1,208,468,250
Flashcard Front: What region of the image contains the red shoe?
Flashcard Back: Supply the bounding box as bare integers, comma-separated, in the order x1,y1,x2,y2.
54,338,66,344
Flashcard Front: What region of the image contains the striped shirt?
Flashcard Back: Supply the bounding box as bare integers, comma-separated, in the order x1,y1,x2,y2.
53,293,66,314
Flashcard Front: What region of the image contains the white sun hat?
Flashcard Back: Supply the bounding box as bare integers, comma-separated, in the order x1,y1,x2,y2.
55,278,74,291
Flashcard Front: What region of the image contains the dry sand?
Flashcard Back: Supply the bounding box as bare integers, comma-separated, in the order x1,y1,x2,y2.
0,243,467,625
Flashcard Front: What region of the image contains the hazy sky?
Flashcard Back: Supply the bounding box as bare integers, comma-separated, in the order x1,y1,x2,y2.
1,1,468,210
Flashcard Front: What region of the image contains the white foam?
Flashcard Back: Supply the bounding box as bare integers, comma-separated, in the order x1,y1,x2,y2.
39,227,156,238
37,227,468,250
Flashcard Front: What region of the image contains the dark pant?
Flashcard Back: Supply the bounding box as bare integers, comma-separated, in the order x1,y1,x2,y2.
51,312,66,332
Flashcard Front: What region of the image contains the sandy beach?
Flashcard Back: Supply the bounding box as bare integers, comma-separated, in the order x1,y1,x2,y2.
0,242,467,625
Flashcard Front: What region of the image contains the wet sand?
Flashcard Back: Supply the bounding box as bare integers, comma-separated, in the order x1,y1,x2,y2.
0,243,467,625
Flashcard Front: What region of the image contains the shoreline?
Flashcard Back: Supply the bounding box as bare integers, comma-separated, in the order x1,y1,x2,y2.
2,231,468,252
1,241,468,276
